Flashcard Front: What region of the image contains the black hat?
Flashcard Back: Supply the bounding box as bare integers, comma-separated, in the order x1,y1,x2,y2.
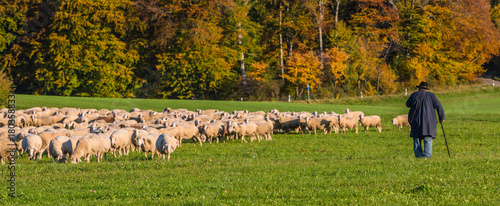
416,81,429,90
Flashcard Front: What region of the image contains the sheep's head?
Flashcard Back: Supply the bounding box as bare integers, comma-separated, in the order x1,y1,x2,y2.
110,136,117,146
359,114,365,120
70,157,81,164
137,137,144,147
28,148,35,160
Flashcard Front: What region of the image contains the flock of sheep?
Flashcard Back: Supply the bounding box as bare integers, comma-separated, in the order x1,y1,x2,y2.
0,106,411,164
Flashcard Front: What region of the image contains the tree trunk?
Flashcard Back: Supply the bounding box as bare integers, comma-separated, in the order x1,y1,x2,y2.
280,2,284,82
376,65,381,92
335,0,341,28
241,52,246,85
287,6,293,65
318,0,324,73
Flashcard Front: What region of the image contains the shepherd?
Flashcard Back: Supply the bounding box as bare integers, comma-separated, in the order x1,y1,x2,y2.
406,82,445,158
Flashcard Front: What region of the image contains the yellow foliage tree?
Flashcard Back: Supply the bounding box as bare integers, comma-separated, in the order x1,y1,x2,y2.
247,61,269,82
326,47,350,86
282,51,321,97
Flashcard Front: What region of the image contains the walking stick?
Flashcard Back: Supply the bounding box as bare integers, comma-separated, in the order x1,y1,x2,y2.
440,122,451,157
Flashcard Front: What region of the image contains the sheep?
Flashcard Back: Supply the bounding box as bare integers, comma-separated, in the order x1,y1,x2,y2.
254,117,274,141
321,115,340,134
228,122,258,143
155,134,179,161
278,116,302,134
49,136,74,163
359,114,382,133
304,117,326,135
70,133,105,163
109,129,134,157
96,132,112,161
175,125,203,146
392,114,411,131
13,132,29,156
131,129,149,152
0,138,15,164
199,122,225,143
39,131,72,158
137,133,161,159
22,134,43,160
338,115,358,134
30,115,56,127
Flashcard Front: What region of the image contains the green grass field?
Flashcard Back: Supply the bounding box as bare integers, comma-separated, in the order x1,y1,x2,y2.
1,85,499,205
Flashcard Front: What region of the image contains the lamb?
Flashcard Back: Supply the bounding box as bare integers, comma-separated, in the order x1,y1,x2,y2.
70,133,105,163
137,133,161,159
22,134,43,160
359,114,382,133
155,134,179,161
49,135,79,163
0,138,15,164
109,129,134,157
392,114,411,131
338,115,359,134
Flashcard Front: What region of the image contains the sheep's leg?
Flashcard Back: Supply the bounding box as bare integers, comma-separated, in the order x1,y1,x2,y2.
241,135,248,143
167,153,170,161
144,152,147,158
151,151,154,159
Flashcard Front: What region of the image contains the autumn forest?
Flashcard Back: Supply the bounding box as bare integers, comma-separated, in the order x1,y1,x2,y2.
2,0,500,100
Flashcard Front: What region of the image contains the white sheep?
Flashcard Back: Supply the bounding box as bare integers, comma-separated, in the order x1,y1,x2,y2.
392,114,411,131
338,115,359,134
199,123,224,143
155,133,179,161
109,129,134,157
131,129,149,152
175,125,203,146
137,133,161,159
49,136,73,163
254,117,274,141
22,134,43,160
359,114,382,133
304,117,326,135
228,122,258,143
70,133,105,163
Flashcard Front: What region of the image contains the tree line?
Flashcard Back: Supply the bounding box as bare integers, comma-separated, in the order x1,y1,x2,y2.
1,0,500,100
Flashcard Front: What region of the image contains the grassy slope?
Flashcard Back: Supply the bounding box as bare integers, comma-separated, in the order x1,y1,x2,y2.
1,86,499,205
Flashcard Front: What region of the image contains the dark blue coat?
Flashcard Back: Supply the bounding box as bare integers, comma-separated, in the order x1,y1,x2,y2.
406,90,445,138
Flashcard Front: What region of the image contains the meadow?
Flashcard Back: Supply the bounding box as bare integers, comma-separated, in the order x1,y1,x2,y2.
1,85,499,205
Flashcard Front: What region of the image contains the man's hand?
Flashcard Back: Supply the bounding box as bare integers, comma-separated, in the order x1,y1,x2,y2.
440,119,445,123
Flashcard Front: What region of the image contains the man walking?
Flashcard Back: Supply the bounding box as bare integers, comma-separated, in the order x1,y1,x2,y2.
406,82,445,158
